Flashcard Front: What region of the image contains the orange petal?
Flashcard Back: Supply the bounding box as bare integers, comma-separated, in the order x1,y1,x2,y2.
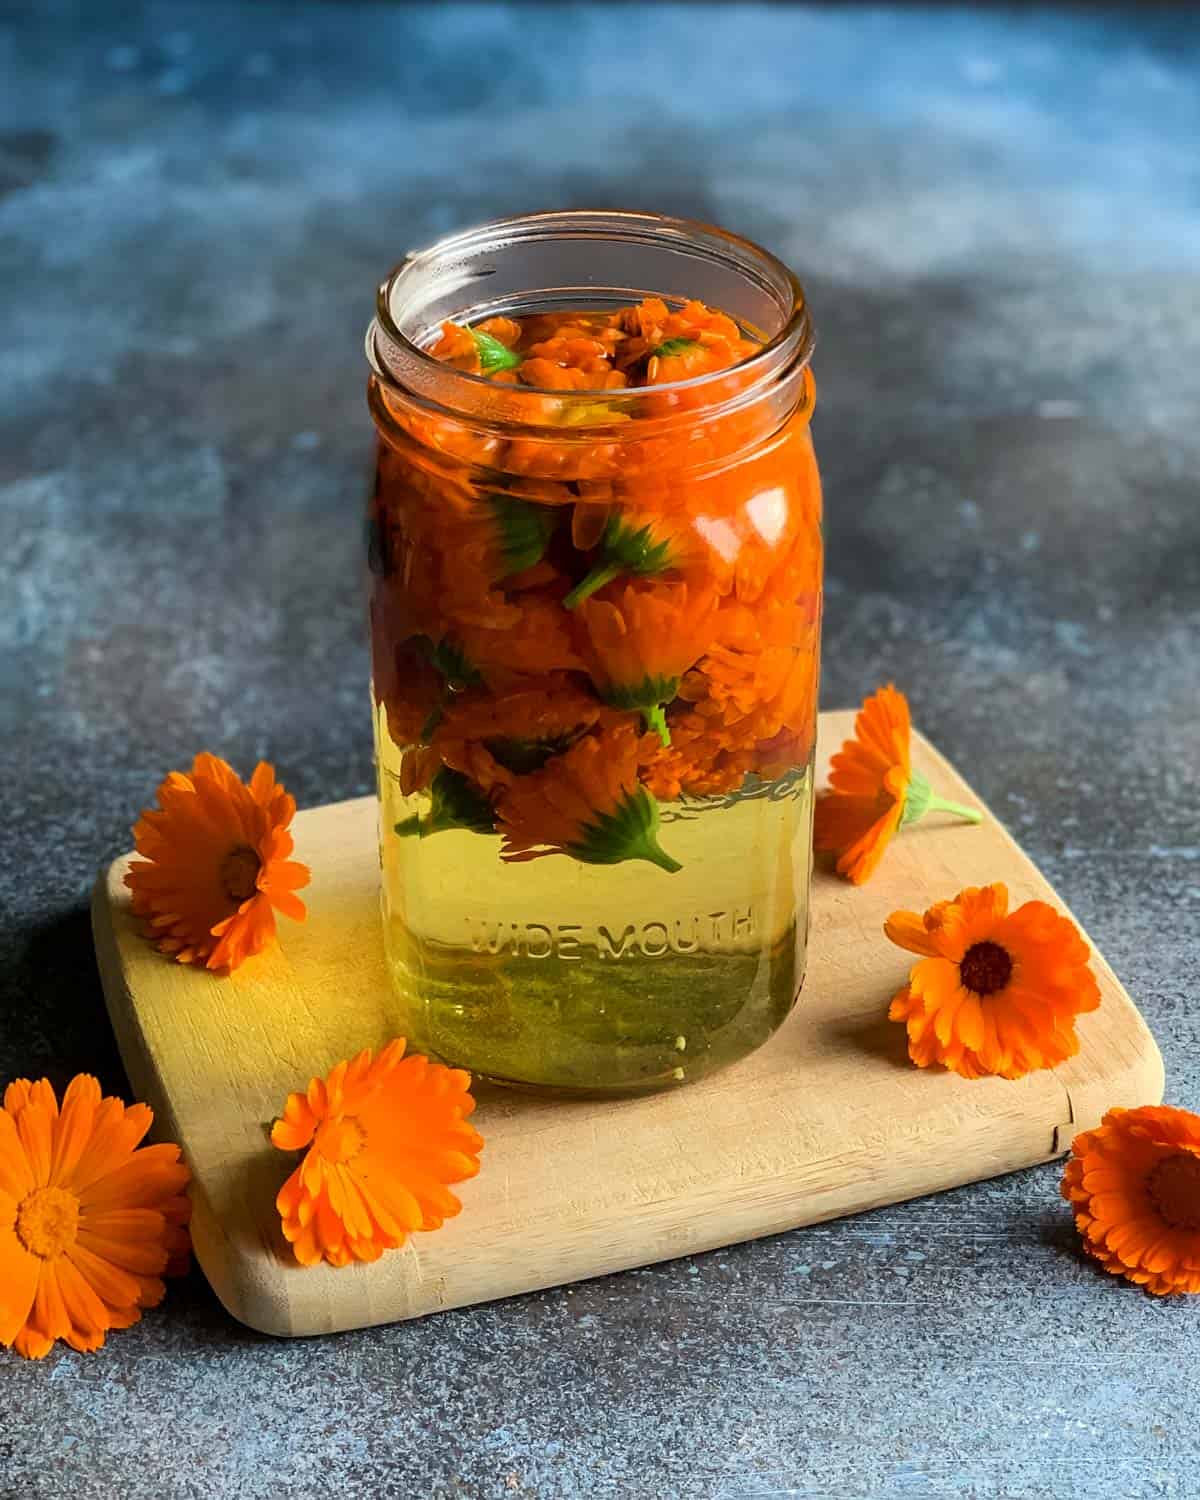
70,1099,153,1190
836,802,903,885
29,1262,73,1348
15,1099,54,1189
64,1242,144,1310
884,910,944,958
78,1145,189,1213
0,1110,35,1199
54,1254,113,1342
50,1074,102,1188
0,1226,40,1348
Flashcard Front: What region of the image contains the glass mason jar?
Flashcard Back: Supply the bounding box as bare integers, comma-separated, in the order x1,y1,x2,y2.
364,210,820,1095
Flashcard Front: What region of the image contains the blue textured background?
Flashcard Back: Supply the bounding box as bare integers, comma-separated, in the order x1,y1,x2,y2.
2,4,1199,1497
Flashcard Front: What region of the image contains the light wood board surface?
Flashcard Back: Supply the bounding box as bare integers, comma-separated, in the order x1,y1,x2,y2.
92,711,1163,1337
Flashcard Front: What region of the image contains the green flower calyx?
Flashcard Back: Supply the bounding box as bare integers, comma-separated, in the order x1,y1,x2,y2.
471,328,522,373
652,337,698,359
597,674,679,747
395,768,495,838
564,514,678,608
488,494,556,577
486,732,581,775
570,786,681,874
900,770,983,829
415,635,481,691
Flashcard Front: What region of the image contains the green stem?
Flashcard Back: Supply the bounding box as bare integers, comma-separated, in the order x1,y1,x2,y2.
900,770,983,829
924,793,983,824
563,562,622,609
643,703,671,747
633,835,683,875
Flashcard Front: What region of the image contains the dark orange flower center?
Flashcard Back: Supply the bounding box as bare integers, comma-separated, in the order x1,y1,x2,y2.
16,1186,80,1259
314,1117,366,1165
959,940,1013,997
1146,1150,1200,1232
219,845,261,904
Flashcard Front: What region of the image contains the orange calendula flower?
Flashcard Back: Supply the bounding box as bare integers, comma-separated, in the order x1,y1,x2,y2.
577,581,716,746
611,297,755,380
497,724,681,873
1062,1105,1200,1296
456,590,586,677
272,1041,482,1268
813,685,981,883
0,1075,190,1359
885,882,1101,1079
126,753,310,973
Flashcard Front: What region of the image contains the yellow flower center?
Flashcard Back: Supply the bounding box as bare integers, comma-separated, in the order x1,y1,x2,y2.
959,940,1013,997
219,845,261,904
1146,1150,1200,1232
314,1117,366,1165
16,1186,80,1259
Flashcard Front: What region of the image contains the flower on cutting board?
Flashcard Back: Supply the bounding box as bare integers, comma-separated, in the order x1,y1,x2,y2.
126,753,310,973
813,685,981,884
0,1075,190,1360
271,1040,483,1269
1062,1105,1200,1296
885,881,1100,1080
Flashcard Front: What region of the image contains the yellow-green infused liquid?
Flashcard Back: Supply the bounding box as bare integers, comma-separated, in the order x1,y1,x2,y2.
374,710,813,1094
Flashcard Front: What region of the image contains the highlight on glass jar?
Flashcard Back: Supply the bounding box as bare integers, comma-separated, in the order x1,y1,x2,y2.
364,210,821,1095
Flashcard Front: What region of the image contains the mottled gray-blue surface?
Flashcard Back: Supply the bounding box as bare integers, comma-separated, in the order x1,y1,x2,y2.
2,3,1199,1497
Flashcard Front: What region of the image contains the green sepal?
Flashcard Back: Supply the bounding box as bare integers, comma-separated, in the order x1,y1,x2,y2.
563,514,677,607
598,674,679,745
901,770,983,829
471,329,522,373
569,786,681,873
414,635,482,690
485,733,579,775
487,494,556,577
652,337,698,359
395,768,495,838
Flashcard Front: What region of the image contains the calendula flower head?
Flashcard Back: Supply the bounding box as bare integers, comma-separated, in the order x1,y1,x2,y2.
611,298,755,382
126,754,310,973
577,580,717,746
272,1040,482,1268
428,316,524,375
456,591,587,678
680,641,817,746
885,881,1101,1080
638,641,818,799
520,326,628,391
1062,1105,1200,1296
497,723,681,873
434,676,616,795
1,1075,190,1359
814,685,981,883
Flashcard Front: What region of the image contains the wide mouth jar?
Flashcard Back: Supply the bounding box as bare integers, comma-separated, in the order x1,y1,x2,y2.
364,210,823,1097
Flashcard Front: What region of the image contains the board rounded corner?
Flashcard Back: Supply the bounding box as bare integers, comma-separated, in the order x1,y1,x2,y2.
1063,1022,1166,1142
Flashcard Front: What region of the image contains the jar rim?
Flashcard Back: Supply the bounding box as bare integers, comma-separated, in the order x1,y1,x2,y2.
366,209,815,413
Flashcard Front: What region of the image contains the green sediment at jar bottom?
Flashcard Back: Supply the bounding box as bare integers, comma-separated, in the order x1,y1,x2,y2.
383,926,802,1094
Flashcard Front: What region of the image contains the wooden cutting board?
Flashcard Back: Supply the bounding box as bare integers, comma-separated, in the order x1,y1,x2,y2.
91,712,1163,1337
